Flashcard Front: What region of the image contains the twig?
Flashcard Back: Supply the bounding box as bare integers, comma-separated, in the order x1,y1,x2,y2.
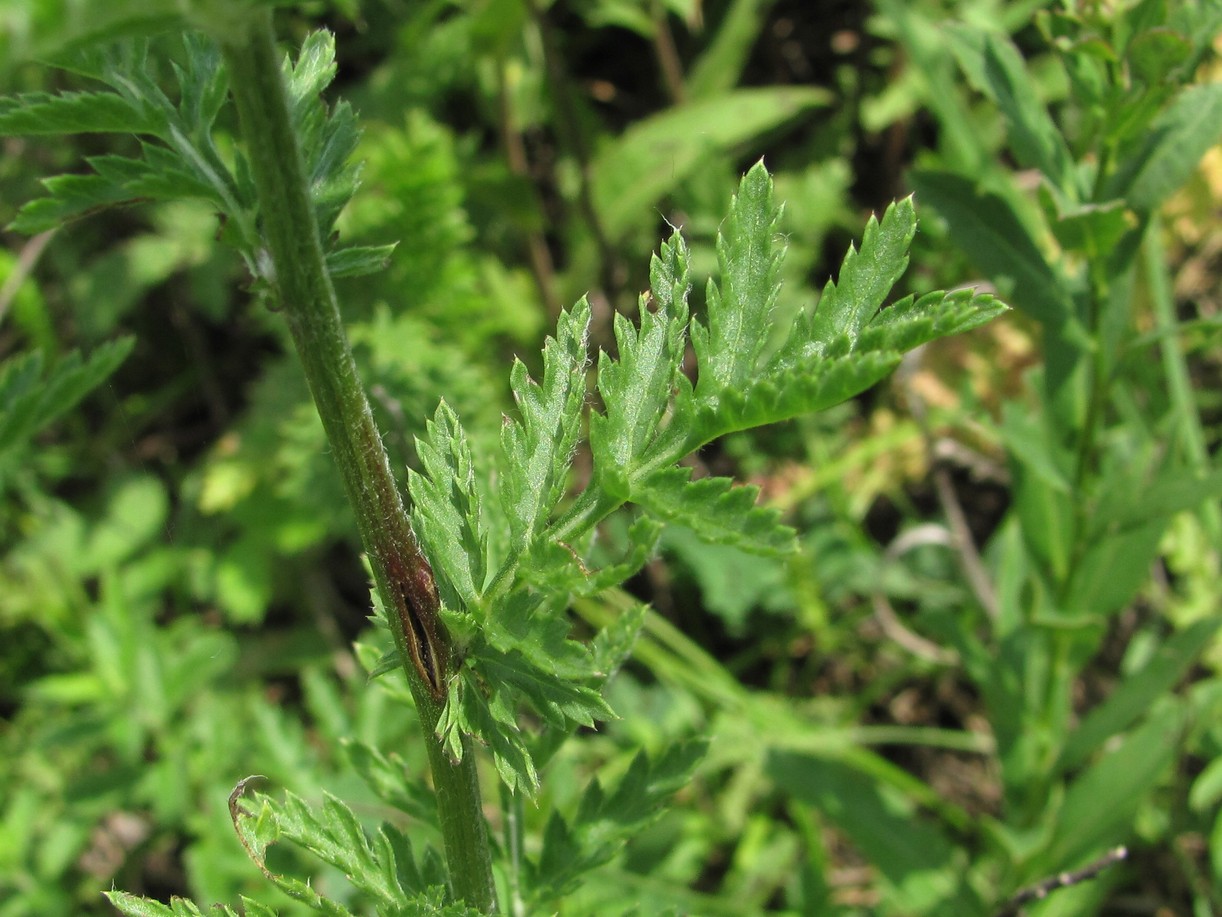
896,346,999,621
650,0,686,104
495,59,562,318
993,847,1128,917
871,523,959,665
0,228,55,325
522,0,626,304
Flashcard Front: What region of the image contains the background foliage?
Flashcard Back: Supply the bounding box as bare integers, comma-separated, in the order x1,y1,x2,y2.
1,0,1220,914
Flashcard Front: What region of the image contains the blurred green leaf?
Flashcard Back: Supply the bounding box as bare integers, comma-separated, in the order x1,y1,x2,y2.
1060,618,1222,772
1107,82,1222,212
1039,701,1183,875
590,87,830,241
910,169,1076,328
768,751,982,915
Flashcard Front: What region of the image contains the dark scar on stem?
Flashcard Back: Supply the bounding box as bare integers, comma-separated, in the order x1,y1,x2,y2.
384,550,444,698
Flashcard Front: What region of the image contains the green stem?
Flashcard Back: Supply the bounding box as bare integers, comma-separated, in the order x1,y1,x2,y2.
218,14,498,911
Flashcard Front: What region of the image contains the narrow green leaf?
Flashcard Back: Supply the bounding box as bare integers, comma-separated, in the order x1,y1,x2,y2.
909,169,1075,328
768,751,979,914
1040,702,1184,874
1060,618,1222,772
1065,516,1165,617
946,25,1077,195
500,299,591,548
1048,199,1135,254
691,161,785,395
1092,464,1222,534
1108,82,1222,212
685,0,777,100
634,467,797,556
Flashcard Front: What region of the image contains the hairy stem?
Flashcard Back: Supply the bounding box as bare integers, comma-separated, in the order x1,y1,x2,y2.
219,14,498,911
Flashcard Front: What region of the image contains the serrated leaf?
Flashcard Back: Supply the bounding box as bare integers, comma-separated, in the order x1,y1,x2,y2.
529,741,707,902
500,299,591,548
229,794,358,917
0,339,134,482
800,197,915,355
343,739,439,825
708,350,901,438
589,596,647,682
441,672,540,792
326,243,397,278
9,172,140,233
279,29,363,237
174,32,228,135
860,288,1008,352
237,899,278,917
410,401,488,612
0,90,159,135
691,161,784,395
525,515,663,599
89,148,220,201
478,642,611,729
633,468,796,556
268,790,412,910
441,592,616,792
104,893,195,917
590,231,692,492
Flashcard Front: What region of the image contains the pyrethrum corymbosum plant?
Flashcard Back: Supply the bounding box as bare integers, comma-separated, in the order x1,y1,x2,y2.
0,5,1005,913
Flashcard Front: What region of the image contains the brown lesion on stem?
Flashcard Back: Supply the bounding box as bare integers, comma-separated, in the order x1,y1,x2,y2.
382,544,446,699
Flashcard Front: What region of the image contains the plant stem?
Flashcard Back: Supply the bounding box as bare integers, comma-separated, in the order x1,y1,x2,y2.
218,13,498,911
